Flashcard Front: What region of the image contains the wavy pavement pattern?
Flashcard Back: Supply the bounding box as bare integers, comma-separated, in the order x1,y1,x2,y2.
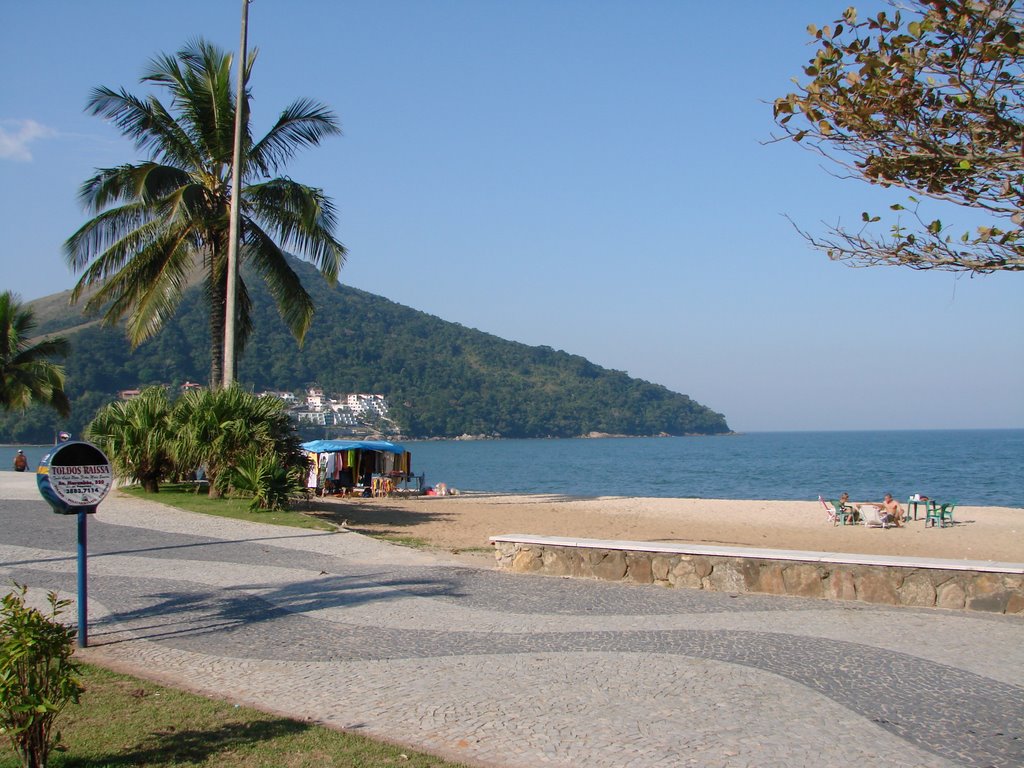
2,497,1022,768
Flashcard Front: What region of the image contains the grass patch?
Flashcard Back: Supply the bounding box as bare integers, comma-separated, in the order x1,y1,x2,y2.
0,664,469,768
363,533,430,549
120,485,334,531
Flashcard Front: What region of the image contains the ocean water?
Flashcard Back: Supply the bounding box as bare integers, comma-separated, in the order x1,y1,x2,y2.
405,430,1023,507
4,429,1022,507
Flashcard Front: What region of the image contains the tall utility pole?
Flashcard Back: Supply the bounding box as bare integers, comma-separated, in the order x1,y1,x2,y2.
223,0,251,387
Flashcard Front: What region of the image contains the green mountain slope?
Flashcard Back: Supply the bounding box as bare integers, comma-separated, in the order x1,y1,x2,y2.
3,260,729,441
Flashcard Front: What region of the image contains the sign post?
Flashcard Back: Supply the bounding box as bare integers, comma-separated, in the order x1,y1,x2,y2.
36,441,113,648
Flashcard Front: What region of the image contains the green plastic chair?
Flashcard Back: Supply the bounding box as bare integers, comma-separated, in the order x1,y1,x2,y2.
925,501,957,528
832,500,856,526
938,501,957,527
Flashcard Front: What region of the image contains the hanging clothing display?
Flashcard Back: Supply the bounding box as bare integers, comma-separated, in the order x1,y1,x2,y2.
306,453,319,489
300,439,413,497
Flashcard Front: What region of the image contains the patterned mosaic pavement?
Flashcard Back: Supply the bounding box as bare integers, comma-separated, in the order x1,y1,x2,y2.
2,479,1021,768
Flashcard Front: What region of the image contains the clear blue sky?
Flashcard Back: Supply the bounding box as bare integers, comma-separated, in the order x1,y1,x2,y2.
2,1,1021,431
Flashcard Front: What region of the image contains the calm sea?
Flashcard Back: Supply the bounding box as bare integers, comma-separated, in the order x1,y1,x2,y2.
406,430,1023,507
4,429,1021,507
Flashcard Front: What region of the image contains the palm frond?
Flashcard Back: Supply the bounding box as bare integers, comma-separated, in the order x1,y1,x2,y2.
144,95,207,170
75,162,193,221
241,223,314,343
86,86,198,168
10,336,70,364
67,214,181,298
121,243,193,346
77,229,195,345
78,164,146,212
229,275,255,356
152,39,243,168
0,292,70,417
245,179,346,279
247,98,340,177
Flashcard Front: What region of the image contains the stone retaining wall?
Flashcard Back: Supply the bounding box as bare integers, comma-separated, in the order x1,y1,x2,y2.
490,537,1024,615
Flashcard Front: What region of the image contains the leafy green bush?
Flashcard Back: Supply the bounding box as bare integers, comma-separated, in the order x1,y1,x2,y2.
170,385,308,500
0,584,83,768
224,449,307,511
84,386,175,493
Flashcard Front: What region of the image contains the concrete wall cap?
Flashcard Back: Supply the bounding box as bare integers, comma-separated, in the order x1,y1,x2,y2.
487,534,1024,575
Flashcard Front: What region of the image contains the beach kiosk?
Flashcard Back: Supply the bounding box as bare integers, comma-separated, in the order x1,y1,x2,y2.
36,441,113,647
301,439,415,496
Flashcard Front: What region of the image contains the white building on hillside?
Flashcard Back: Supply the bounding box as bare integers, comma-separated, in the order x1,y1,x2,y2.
345,393,388,418
306,387,326,410
272,390,396,433
258,390,297,402
294,409,328,426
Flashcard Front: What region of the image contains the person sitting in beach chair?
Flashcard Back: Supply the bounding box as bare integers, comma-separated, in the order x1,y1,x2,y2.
837,492,860,523
861,493,904,528
880,493,905,527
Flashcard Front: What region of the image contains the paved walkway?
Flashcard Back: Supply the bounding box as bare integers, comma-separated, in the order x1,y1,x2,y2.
2,475,1022,768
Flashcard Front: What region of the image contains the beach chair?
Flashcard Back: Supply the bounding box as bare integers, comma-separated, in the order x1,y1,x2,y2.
818,496,854,526
819,495,839,525
860,505,890,529
831,500,857,526
925,501,957,528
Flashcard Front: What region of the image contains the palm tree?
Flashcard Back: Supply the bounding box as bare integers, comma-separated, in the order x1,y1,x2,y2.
170,384,305,499
0,292,71,417
64,38,346,386
84,386,175,492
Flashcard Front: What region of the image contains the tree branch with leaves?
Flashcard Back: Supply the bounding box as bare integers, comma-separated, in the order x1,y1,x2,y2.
0,292,70,418
772,0,1024,273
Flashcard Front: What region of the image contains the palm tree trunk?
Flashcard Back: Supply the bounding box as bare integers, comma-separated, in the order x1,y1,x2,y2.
206,465,223,499
208,276,226,388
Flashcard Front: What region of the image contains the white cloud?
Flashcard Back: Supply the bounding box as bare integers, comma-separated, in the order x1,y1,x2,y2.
0,119,57,161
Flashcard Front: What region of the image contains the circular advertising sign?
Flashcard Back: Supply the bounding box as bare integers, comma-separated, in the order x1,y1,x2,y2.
37,441,113,513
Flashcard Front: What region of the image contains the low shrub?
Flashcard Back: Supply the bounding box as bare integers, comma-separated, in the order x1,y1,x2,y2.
224,449,307,511
0,584,83,768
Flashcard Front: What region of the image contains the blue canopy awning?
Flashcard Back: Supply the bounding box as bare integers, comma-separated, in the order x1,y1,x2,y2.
301,439,406,455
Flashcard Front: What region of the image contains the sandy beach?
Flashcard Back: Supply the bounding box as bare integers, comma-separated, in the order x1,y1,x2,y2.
4,468,1018,565
303,493,1024,565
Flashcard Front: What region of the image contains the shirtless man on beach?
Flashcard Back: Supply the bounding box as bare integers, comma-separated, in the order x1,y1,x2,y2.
881,493,905,527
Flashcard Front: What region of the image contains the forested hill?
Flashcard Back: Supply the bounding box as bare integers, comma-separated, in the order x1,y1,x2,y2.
5,258,730,441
